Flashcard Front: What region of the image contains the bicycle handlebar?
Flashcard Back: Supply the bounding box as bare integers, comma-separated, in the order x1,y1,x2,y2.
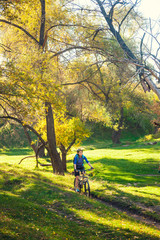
75,168,94,172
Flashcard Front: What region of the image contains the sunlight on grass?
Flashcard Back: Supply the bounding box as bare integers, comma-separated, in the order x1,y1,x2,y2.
73,208,160,239
120,186,160,203
0,145,160,239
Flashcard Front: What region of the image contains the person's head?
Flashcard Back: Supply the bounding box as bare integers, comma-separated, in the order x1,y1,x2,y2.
77,148,83,157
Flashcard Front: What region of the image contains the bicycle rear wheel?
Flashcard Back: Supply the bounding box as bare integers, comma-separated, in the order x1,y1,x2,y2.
84,180,90,197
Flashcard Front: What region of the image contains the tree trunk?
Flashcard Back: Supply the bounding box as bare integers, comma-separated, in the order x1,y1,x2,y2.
37,140,45,157
112,107,124,144
60,144,67,172
39,0,45,46
59,138,76,172
38,145,45,157
112,129,122,144
62,151,67,172
39,1,63,174
45,102,64,175
23,126,45,160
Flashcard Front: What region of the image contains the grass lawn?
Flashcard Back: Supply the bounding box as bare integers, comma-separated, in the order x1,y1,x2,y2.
0,141,160,239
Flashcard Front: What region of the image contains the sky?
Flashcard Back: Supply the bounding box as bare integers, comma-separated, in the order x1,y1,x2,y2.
138,0,160,57
74,0,160,54
75,0,160,20
138,0,160,20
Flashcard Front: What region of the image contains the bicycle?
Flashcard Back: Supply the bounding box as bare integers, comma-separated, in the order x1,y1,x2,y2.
74,169,93,197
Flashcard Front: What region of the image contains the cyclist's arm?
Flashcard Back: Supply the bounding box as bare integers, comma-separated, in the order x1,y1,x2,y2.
73,156,77,171
88,162,94,169
83,156,89,163
84,156,94,169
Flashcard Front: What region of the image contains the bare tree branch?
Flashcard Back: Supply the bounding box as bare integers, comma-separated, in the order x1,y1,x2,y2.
0,19,39,45
0,43,12,52
19,155,36,164
0,103,9,115
50,46,94,58
118,1,138,32
95,0,160,99
109,0,122,21
140,33,146,63
43,23,104,49
66,137,76,152
92,27,104,40
95,0,137,62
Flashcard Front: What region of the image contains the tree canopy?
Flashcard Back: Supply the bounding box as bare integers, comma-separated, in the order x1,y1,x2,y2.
0,0,159,174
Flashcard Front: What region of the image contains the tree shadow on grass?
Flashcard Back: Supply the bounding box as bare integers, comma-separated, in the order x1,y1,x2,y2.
0,172,160,240
92,157,160,184
89,157,160,218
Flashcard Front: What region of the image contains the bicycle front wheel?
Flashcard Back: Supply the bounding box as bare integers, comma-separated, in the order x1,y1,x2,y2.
84,180,90,197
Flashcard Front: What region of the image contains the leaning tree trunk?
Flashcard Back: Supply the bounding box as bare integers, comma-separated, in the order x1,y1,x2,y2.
112,107,124,144
23,126,45,167
45,102,64,175
23,126,37,153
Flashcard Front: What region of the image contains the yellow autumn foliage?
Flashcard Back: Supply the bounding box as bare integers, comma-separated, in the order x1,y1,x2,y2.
35,114,91,150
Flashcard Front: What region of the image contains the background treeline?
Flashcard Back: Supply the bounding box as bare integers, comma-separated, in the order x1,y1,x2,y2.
0,110,156,149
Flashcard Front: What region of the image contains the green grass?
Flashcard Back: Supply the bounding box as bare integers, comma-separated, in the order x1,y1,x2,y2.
0,142,160,239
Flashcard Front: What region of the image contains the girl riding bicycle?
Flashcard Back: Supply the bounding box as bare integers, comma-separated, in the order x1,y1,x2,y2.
74,148,94,192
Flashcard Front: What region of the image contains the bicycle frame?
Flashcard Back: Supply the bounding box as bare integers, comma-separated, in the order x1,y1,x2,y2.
74,169,92,197
79,171,88,180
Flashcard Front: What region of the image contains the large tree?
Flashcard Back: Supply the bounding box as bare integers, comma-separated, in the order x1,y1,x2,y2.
66,0,160,99
0,0,75,174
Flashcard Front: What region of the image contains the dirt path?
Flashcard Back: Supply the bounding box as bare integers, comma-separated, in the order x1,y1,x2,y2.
91,195,160,230
30,176,160,230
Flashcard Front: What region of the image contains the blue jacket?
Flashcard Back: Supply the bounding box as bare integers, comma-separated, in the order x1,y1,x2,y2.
73,154,89,169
